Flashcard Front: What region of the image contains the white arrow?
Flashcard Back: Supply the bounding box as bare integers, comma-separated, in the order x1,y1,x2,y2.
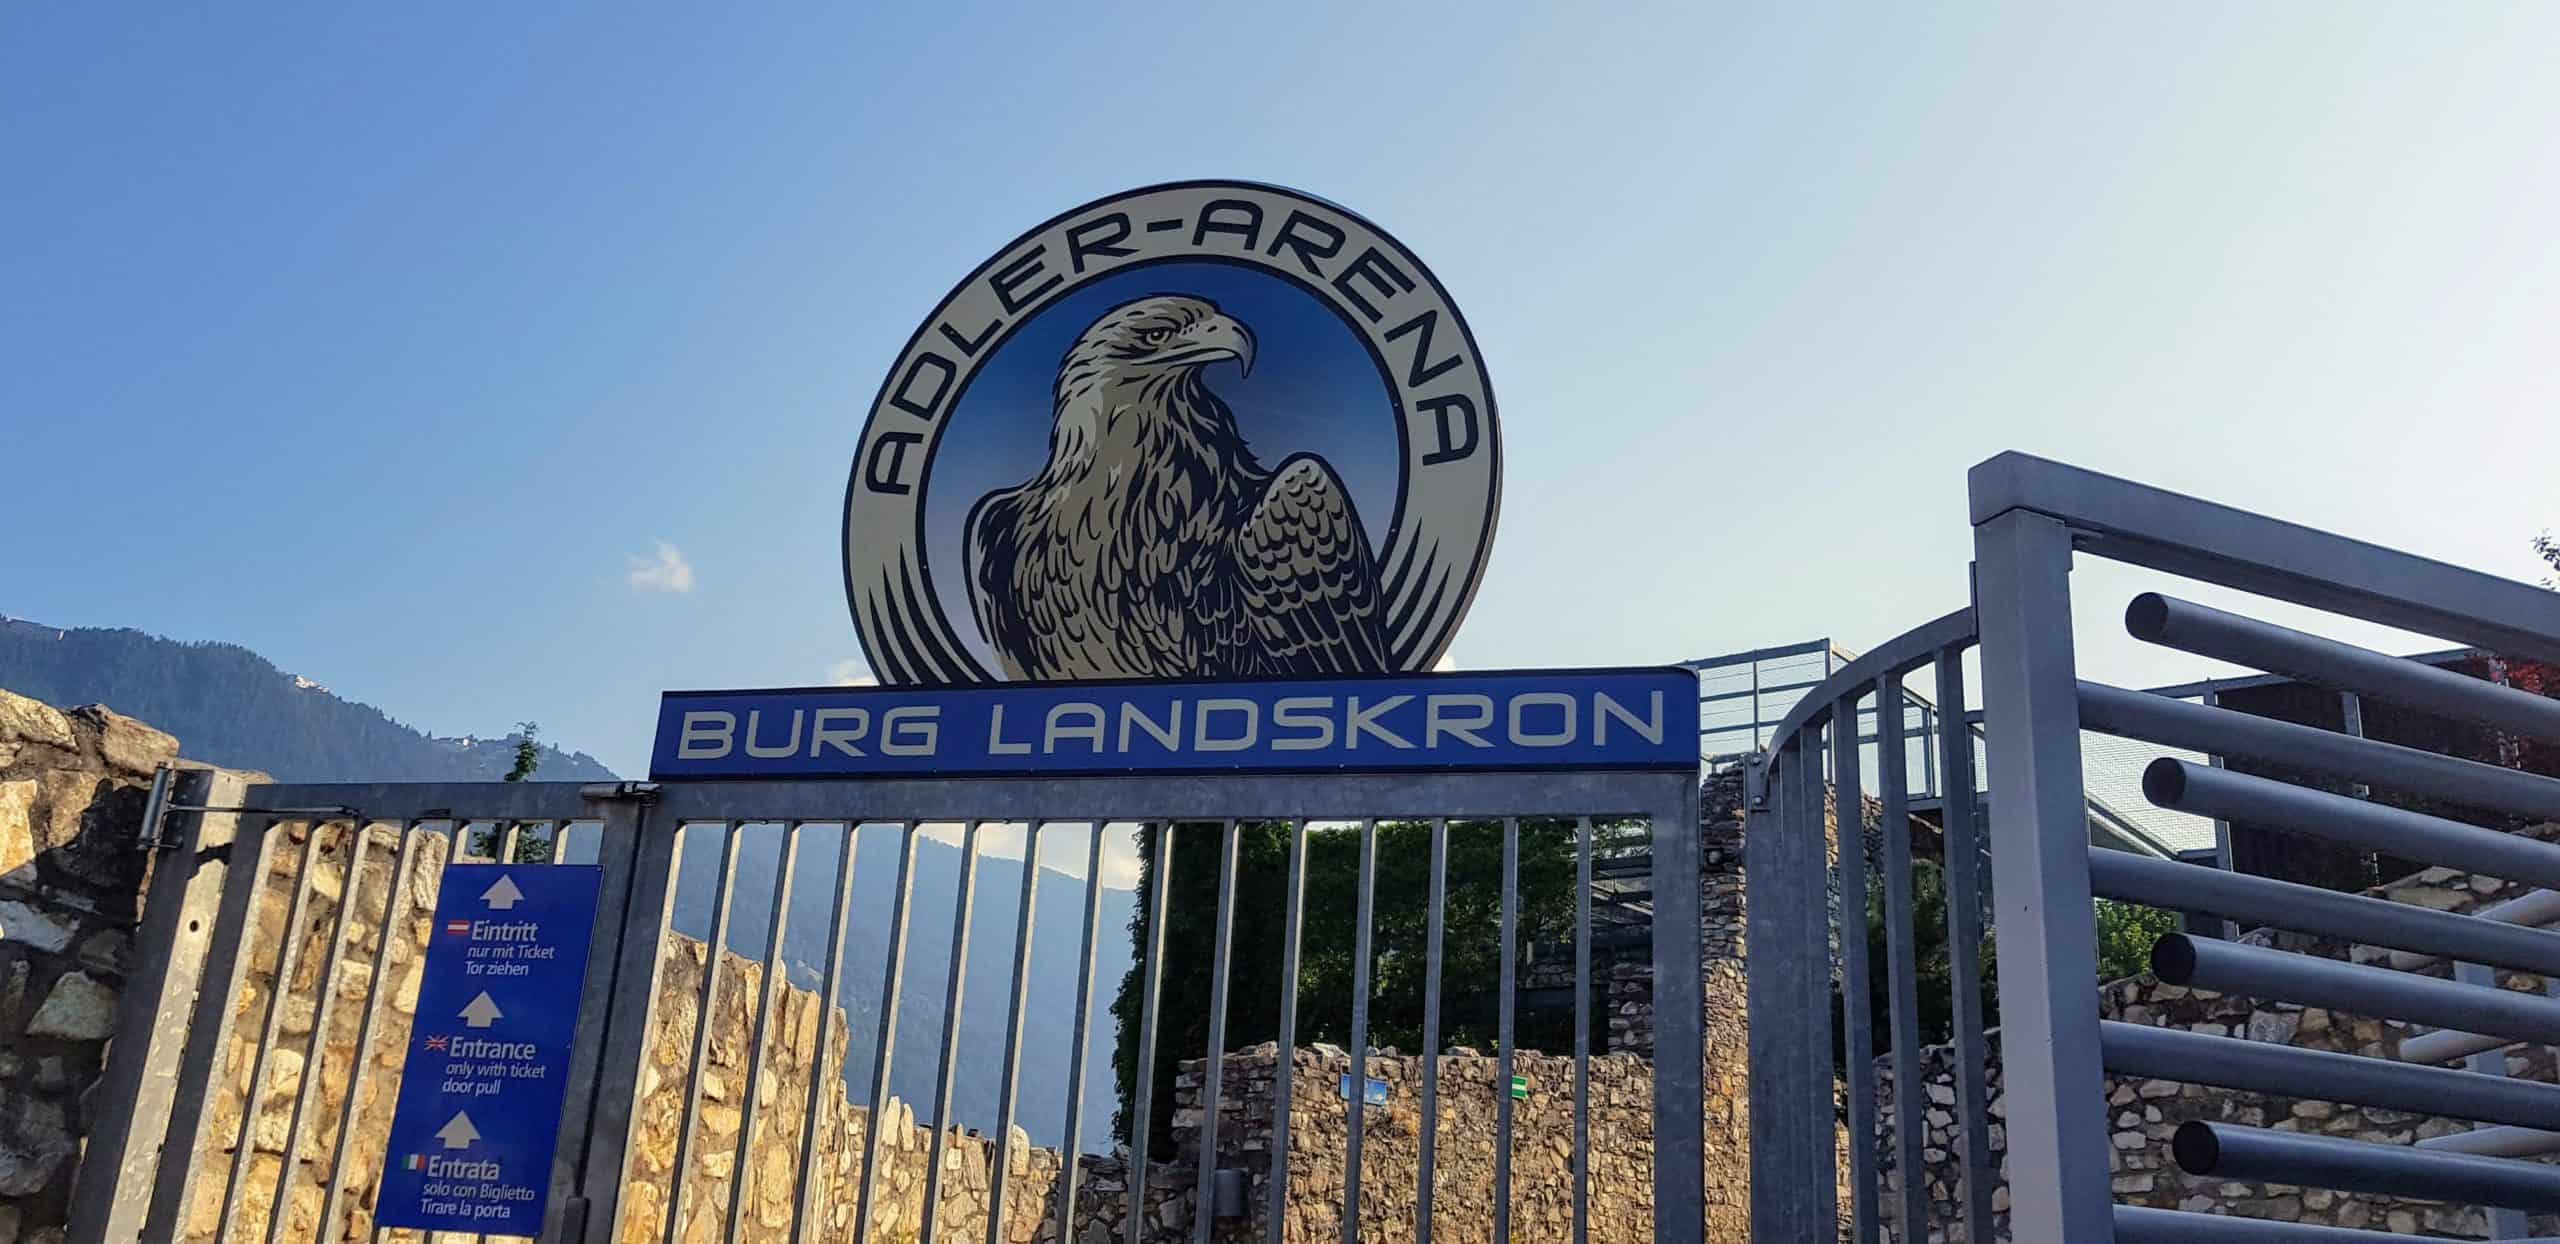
459,991,504,1029
480,875,526,910
435,1111,481,1150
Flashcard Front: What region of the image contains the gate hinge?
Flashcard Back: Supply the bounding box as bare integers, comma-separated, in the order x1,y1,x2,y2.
579,781,661,802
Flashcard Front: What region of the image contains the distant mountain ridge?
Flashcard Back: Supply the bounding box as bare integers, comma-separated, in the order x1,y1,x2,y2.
0,616,615,782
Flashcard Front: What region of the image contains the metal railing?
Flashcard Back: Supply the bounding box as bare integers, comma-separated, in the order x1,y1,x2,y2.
1750,453,2560,1242
1748,606,1994,1243
1967,452,2560,1242
80,768,1705,1244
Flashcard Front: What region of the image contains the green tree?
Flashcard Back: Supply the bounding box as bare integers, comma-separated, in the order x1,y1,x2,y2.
2094,898,2179,983
505,721,541,782
1858,839,2166,1055
2535,531,2559,588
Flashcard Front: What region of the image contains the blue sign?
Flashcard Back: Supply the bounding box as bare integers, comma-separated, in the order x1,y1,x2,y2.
649,668,1699,780
375,865,602,1237
1339,1075,1392,1106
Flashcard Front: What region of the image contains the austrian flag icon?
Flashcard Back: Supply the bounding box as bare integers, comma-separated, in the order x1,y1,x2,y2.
443,919,472,938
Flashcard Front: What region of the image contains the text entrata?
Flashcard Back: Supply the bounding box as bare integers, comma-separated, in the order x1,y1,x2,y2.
375,864,603,1236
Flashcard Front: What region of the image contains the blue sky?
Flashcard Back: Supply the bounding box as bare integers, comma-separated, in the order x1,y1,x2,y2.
5,3,2554,776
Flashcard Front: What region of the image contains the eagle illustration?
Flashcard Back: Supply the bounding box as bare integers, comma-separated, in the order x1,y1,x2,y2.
965,294,1388,680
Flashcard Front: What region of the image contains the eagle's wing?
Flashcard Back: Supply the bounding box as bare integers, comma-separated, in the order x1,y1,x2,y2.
1233,454,1389,674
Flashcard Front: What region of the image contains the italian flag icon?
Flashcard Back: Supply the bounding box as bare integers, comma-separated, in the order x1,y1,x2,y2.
404,1153,426,1172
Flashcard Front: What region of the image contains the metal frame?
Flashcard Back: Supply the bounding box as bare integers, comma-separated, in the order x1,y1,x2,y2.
1751,607,1996,1243
85,765,1699,1244
1966,451,2560,1242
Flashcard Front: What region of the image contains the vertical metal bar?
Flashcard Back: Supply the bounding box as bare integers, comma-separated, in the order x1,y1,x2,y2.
261,819,375,1244
2456,960,2532,1239
582,794,678,1244
309,823,422,1241
919,822,987,1244
1572,816,1592,1244
854,824,922,1244
1266,820,1309,1244
789,823,860,1244
988,822,1047,1244
1935,648,1996,1243
212,818,334,1236
661,823,744,1244
724,823,805,1243
1654,778,1710,1244
1417,818,1449,1244
1494,817,1518,1244
1877,681,1929,1239
1345,819,1381,1244
1747,745,1835,1241
2204,683,2238,940
1055,824,1113,1244
1124,824,1175,1244
2341,690,2373,800
1833,706,1879,1244
1751,653,1765,750
1193,820,1242,1244
1972,509,2114,1239
75,767,243,1244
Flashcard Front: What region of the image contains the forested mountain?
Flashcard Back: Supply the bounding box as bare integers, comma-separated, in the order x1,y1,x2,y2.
0,616,614,782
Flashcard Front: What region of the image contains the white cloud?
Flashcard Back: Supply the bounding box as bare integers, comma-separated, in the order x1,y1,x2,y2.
827,658,878,687
626,542,696,594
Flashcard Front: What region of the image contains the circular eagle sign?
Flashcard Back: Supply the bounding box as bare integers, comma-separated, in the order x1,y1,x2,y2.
845,180,1500,685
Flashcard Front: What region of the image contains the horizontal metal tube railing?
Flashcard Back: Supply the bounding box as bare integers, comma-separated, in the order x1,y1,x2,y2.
2079,680,2560,823
2398,1023,2510,1066
2388,887,2560,971
2088,852,2560,977
2116,1204,2560,1243
2126,592,2560,743
2417,1125,2560,1158
2099,1021,2560,1131
2150,934,2560,1048
2173,1120,2560,1210
2145,759,2560,891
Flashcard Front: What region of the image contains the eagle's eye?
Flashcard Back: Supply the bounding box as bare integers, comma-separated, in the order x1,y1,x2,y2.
1139,326,1173,347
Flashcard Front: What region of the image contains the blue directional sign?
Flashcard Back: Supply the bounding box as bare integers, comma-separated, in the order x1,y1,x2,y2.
375,864,602,1237
1338,1075,1392,1106
650,668,1702,780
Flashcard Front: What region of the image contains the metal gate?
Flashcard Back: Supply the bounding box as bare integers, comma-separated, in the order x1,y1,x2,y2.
74,768,1705,1244
1751,453,2560,1242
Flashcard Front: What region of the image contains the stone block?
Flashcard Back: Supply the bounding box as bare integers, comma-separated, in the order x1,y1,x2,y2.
0,900,74,954
26,971,117,1040
0,781,38,882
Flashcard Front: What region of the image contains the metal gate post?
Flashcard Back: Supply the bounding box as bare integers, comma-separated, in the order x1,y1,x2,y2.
1748,742,1837,1240
1972,509,2114,1241
544,786,657,1244
68,767,251,1244
572,791,682,1244
1654,771,1707,1244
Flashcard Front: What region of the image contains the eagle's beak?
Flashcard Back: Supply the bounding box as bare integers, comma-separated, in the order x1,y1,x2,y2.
1164,314,1256,378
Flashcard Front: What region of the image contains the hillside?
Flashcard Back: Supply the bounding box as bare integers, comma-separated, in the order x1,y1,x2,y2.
670,827,1138,1154
0,616,614,782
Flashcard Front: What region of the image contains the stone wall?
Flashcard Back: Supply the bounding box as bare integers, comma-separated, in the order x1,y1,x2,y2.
157,824,1197,1244
1878,839,2560,1242
1178,1044,1656,1244
0,688,187,1243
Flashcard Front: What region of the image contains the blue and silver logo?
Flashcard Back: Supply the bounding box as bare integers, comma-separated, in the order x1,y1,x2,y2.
844,180,1500,685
